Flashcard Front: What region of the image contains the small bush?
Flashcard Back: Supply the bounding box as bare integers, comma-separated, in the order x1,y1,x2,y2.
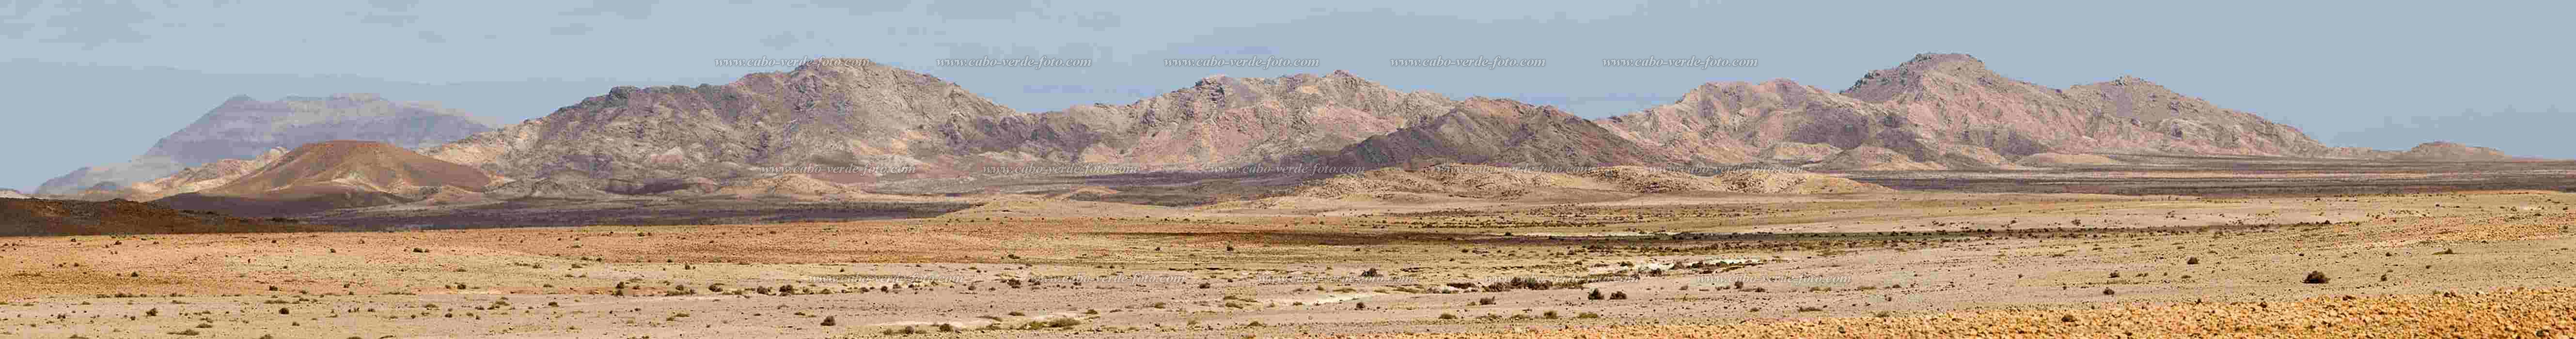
1608,291,1629,300
1439,313,1459,320
1587,289,1604,300
1476,297,1497,306
2186,257,2201,264
2304,271,2331,284
819,316,836,326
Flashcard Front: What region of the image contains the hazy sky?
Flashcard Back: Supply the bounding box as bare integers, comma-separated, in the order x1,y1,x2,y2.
3,0,2569,190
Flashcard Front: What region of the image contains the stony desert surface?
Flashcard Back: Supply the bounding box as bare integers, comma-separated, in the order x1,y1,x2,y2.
6,181,2576,338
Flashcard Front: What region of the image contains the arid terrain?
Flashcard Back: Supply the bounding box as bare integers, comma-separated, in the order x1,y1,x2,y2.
6,161,2576,338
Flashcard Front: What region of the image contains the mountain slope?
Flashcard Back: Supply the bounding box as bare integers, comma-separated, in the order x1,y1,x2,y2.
37,94,494,196
949,71,1457,172
1315,97,1693,170
1593,79,1893,165
424,59,1024,190
154,140,497,216
1596,53,2404,171
119,147,289,201
426,59,1457,193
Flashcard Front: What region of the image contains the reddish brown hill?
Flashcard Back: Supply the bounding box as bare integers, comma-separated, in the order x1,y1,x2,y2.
2396,141,2517,161
153,140,496,216
0,198,332,236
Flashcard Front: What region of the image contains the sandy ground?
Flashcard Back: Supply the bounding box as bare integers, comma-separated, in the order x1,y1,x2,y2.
3,190,2574,338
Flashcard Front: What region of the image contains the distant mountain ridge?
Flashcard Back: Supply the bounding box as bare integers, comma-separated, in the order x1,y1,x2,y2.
143,54,2514,209
35,93,496,196
1598,54,2402,171
404,54,2501,196
422,60,1456,193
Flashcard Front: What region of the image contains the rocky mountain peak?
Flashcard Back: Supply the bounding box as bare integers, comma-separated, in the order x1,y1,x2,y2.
1842,53,2028,103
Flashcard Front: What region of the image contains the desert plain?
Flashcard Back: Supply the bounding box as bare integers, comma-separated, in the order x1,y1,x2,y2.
6,162,2576,339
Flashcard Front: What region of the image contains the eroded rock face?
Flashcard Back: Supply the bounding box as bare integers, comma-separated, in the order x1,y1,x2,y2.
2395,141,2516,161
37,94,494,196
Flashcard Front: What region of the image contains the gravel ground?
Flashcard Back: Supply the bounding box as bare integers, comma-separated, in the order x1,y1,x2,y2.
1328,287,2576,338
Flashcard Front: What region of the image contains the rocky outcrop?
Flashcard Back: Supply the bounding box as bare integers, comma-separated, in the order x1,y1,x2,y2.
2395,141,2516,161
37,94,494,196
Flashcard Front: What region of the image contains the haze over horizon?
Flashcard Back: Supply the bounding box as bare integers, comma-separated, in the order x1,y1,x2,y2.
3,0,2569,190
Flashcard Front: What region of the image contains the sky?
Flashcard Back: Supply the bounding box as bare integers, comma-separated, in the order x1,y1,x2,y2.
2,0,2569,190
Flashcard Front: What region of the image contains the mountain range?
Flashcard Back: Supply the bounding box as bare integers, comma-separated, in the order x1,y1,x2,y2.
46,53,2535,216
